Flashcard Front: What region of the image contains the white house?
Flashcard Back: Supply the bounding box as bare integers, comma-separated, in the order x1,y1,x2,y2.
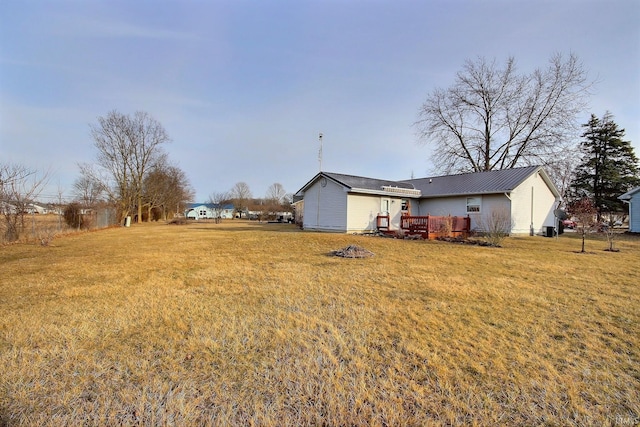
619,186,640,233
295,166,561,235
185,203,234,220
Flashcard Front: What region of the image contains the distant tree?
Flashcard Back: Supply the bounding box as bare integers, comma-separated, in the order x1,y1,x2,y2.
568,197,597,253
230,182,252,218
63,203,85,230
88,110,170,223
208,191,230,223
415,53,591,174
265,183,290,220
266,183,287,204
0,162,50,242
570,112,639,219
545,156,580,207
143,159,193,221
73,173,104,209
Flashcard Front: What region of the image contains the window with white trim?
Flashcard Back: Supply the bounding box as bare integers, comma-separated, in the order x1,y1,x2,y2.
466,197,481,213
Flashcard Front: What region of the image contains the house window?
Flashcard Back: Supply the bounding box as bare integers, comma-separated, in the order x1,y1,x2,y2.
199,210,207,216
466,197,481,213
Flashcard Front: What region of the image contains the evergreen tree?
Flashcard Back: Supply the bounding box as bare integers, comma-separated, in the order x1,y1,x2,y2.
570,112,640,217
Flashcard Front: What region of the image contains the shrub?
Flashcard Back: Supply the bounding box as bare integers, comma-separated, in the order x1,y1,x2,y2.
476,207,512,247
63,203,85,229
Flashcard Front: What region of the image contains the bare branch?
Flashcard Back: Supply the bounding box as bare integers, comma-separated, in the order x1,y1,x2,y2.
416,53,592,174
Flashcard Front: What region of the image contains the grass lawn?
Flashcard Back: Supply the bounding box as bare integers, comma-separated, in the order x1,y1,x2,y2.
1,221,639,426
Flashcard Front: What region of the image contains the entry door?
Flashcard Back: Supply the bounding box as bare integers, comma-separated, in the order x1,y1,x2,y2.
381,198,390,214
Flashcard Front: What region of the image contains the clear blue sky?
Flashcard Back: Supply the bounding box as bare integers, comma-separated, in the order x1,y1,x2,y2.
1,0,639,203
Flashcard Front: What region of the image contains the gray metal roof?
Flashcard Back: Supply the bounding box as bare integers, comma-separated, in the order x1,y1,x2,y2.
323,172,416,191
403,165,545,197
296,166,559,199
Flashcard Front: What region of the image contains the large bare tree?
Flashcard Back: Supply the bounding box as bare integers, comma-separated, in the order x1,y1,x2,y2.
89,110,169,222
415,53,591,174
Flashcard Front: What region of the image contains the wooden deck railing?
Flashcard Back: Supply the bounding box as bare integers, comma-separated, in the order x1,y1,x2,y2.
377,214,470,239
376,215,390,230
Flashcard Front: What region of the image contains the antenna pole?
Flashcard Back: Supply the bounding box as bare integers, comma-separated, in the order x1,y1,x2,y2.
318,132,323,172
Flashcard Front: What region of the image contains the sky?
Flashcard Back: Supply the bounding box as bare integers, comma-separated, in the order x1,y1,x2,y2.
1,0,639,203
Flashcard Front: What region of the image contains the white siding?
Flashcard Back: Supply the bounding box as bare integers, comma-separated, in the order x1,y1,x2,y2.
346,194,405,232
510,171,558,234
346,194,380,232
303,179,348,231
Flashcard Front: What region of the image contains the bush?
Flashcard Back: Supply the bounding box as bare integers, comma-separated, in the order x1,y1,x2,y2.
476,207,513,247
63,203,85,229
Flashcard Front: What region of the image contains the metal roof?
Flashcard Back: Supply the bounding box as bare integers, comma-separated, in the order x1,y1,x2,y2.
403,166,549,197
295,166,559,199
323,172,416,192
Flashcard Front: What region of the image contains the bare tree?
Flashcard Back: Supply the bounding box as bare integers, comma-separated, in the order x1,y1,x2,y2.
569,197,597,253
265,183,289,220
73,174,104,209
416,53,591,174
230,182,252,218
601,214,622,252
0,162,49,242
89,110,169,223
545,156,580,206
208,191,231,223
265,183,287,204
143,160,193,221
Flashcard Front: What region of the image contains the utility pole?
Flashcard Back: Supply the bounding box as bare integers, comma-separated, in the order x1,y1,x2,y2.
318,132,323,172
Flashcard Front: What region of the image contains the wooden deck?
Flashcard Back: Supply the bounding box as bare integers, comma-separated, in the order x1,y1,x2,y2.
377,215,471,239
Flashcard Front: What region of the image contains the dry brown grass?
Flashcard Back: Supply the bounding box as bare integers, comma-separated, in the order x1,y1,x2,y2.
1,221,639,426
1,213,74,245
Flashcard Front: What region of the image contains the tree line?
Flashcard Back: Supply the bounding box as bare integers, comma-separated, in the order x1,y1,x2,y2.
75,110,193,224
1,109,295,242
208,181,293,223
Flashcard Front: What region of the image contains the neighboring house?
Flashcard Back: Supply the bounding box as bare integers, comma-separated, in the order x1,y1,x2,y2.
0,202,47,214
0,201,17,214
185,203,234,220
619,186,640,233
25,203,47,214
294,165,561,235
